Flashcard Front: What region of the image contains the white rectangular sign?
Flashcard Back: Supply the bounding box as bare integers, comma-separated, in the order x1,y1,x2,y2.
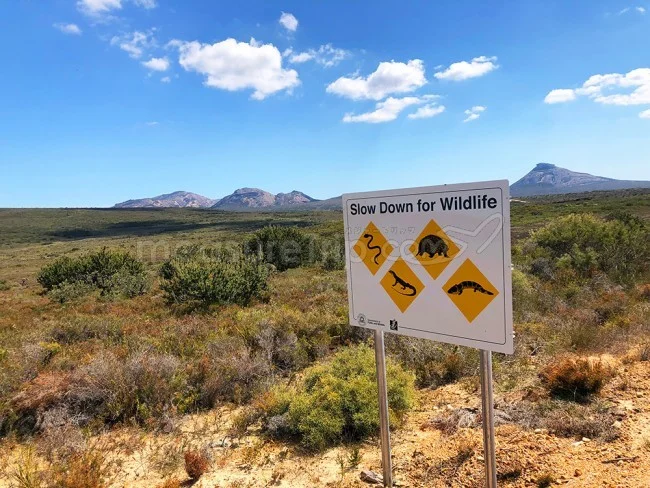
343,180,513,354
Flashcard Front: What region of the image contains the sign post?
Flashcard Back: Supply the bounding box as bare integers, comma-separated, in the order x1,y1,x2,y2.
374,330,393,487
342,180,513,487
480,350,497,488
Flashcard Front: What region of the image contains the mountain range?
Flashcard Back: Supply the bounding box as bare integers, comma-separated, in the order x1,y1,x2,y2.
113,164,650,209
510,163,650,197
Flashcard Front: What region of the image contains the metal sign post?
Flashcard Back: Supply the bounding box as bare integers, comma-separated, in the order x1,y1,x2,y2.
480,350,497,488
374,329,393,487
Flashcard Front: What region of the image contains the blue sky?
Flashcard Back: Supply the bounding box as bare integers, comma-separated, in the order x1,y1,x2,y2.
1,0,649,207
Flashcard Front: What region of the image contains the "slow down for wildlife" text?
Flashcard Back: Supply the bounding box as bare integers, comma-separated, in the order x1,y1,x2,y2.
349,193,499,216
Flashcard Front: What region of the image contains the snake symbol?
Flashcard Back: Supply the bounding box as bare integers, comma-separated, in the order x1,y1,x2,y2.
363,233,382,265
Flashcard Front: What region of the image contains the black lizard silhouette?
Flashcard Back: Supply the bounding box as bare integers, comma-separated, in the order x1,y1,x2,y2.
447,281,494,296
363,233,382,265
388,270,417,296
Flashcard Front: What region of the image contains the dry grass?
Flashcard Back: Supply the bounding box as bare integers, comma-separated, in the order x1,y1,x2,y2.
539,357,612,402
10,447,43,488
155,478,181,488
184,449,210,481
50,450,109,488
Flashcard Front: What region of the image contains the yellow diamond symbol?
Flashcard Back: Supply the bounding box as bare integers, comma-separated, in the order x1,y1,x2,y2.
380,257,425,313
409,219,460,280
353,221,394,275
443,259,499,323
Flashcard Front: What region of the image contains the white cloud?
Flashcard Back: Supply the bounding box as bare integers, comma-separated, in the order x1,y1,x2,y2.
171,38,300,100
544,88,577,104
77,0,122,16
618,6,646,14
279,12,298,32
134,0,157,8
327,59,426,100
53,23,82,35
145,121,159,126
142,57,170,71
78,0,156,17
408,103,446,119
343,97,422,123
342,95,442,123
640,109,650,118
289,44,350,67
434,56,499,81
545,68,650,116
290,52,313,63
463,106,486,122
111,31,155,58
161,76,171,83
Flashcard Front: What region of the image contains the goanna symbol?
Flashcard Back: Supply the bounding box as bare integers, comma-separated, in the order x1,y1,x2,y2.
447,281,494,296
388,270,417,296
380,258,424,313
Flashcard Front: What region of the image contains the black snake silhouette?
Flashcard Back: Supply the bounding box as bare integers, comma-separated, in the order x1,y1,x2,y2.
363,233,382,265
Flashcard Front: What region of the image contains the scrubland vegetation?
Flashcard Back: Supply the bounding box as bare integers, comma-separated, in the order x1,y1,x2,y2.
0,189,648,486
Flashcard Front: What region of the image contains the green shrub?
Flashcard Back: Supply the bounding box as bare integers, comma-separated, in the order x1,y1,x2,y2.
264,344,414,451
160,246,269,308
0,279,10,291
386,336,477,388
48,281,96,304
37,248,148,300
527,214,648,285
320,235,346,271
244,226,320,272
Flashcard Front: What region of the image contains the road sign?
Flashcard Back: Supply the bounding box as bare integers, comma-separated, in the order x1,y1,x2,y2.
343,180,513,354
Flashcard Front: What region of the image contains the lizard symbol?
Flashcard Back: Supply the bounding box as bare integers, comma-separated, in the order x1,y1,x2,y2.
447,281,494,296
388,270,417,296
363,233,382,265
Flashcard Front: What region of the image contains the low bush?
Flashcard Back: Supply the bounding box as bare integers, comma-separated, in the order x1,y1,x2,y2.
244,226,320,271
319,235,346,271
539,357,611,402
37,248,148,301
542,403,619,441
526,214,648,285
49,317,124,346
50,450,108,488
505,399,620,442
262,344,414,451
65,349,187,425
48,281,96,304
0,279,10,291
160,246,269,308
184,450,209,481
386,336,478,388
198,336,272,406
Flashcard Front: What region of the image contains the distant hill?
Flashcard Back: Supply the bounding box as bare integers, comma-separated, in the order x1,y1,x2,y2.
211,188,317,209
112,164,650,209
114,191,216,208
511,163,650,197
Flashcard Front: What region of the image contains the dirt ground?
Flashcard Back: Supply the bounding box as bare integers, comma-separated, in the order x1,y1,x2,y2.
2,353,649,488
